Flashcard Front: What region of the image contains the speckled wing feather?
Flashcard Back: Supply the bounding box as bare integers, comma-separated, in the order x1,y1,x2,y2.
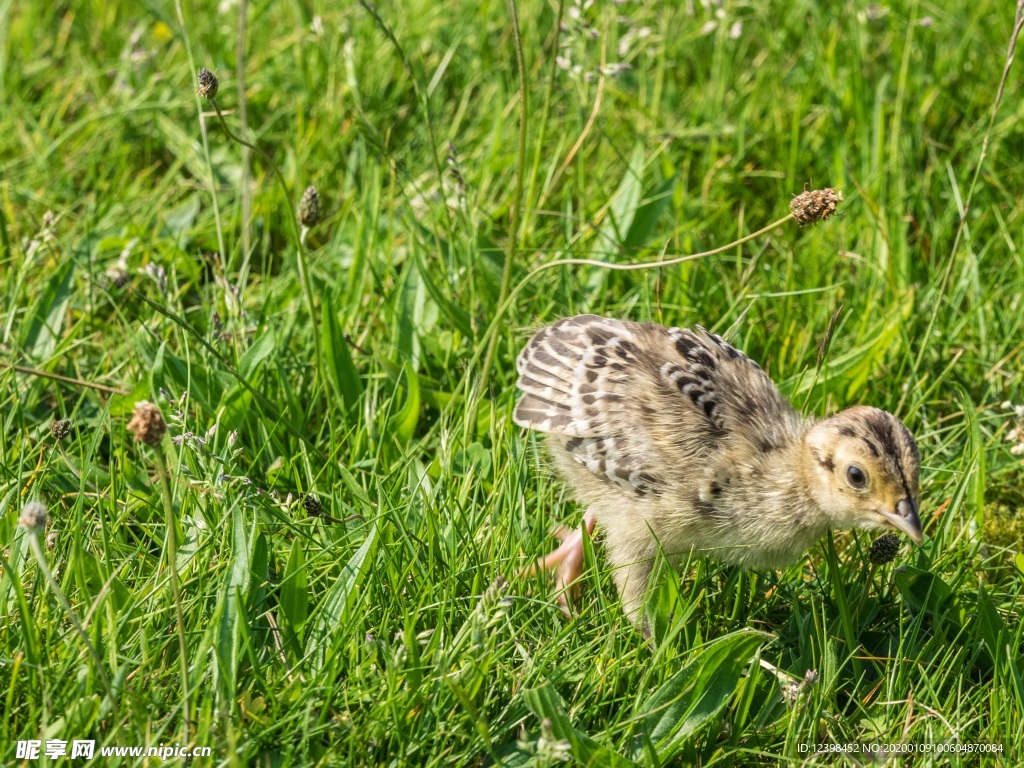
663,323,801,454
513,314,799,497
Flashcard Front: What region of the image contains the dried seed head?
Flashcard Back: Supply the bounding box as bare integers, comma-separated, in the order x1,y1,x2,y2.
781,681,802,707
128,401,167,446
790,187,844,225
196,68,219,99
51,418,73,441
447,142,467,194
303,494,323,517
20,501,48,533
106,267,130,289
868,532,901,565
299,185,321,228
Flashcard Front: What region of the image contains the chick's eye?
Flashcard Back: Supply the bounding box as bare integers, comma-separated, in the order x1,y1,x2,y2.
846,465,867,489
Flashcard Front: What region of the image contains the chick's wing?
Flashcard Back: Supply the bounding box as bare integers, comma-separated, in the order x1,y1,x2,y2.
514,315,797,497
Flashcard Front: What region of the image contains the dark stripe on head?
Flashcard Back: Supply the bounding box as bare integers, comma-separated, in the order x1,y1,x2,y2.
817,451,835,473
863,411,912,499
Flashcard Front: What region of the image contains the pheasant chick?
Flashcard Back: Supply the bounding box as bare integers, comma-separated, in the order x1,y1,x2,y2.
513,315,922,625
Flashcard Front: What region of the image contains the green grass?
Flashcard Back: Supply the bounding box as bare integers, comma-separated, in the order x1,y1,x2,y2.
1,0,1023,765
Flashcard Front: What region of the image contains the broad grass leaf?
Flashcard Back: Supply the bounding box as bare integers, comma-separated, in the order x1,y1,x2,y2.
238,329,276,380
219,385,255,436
414,249,474,337
957,385,986,531
280,539,309,643
894,566,963,631
159,195,200,241
321,294,363,411
588,142,646,297
388,362,420,446
604,142,646,247
307,526,378,669
22,258,73,359
641,630,767,760
521,683,636,767
214,584,247,700
623,173,675,253
475,232,505,296
975,585,1007,660
229,504,251,592
215,507,253,699
397,259,425,368
249,531,269,607
177,517,201,572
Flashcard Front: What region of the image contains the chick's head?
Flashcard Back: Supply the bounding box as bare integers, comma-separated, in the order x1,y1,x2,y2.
803,406,922,543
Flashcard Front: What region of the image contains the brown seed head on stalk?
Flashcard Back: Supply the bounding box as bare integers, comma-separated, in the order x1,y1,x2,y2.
299,185,321,228
303,494,323,517
196,68,219,99
51,418,73,441
128,401,167,446
868,532,901,565
790,187,844,225
20,501,49,533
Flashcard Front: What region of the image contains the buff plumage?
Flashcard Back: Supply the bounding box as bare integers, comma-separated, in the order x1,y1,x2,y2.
514,315,922,626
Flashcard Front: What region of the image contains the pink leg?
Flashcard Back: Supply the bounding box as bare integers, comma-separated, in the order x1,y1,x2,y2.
521,510,596,613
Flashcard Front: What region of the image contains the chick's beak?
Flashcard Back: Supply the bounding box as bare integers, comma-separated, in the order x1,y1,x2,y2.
880,498,923,545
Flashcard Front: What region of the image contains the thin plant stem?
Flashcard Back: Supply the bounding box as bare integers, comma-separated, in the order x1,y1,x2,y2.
522,0,565,235
152,447,191,741
0,361,128,395
209,100,322,366
235,0,252,277
132,290,317,450
0,189,10,262
823,532,863,681
175,3,228,273
912,0,1024,374
466,211,801,410
537,68,606,212
26,530,113,702
356,0,452,239
532,213,796,273
477,0,529,393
